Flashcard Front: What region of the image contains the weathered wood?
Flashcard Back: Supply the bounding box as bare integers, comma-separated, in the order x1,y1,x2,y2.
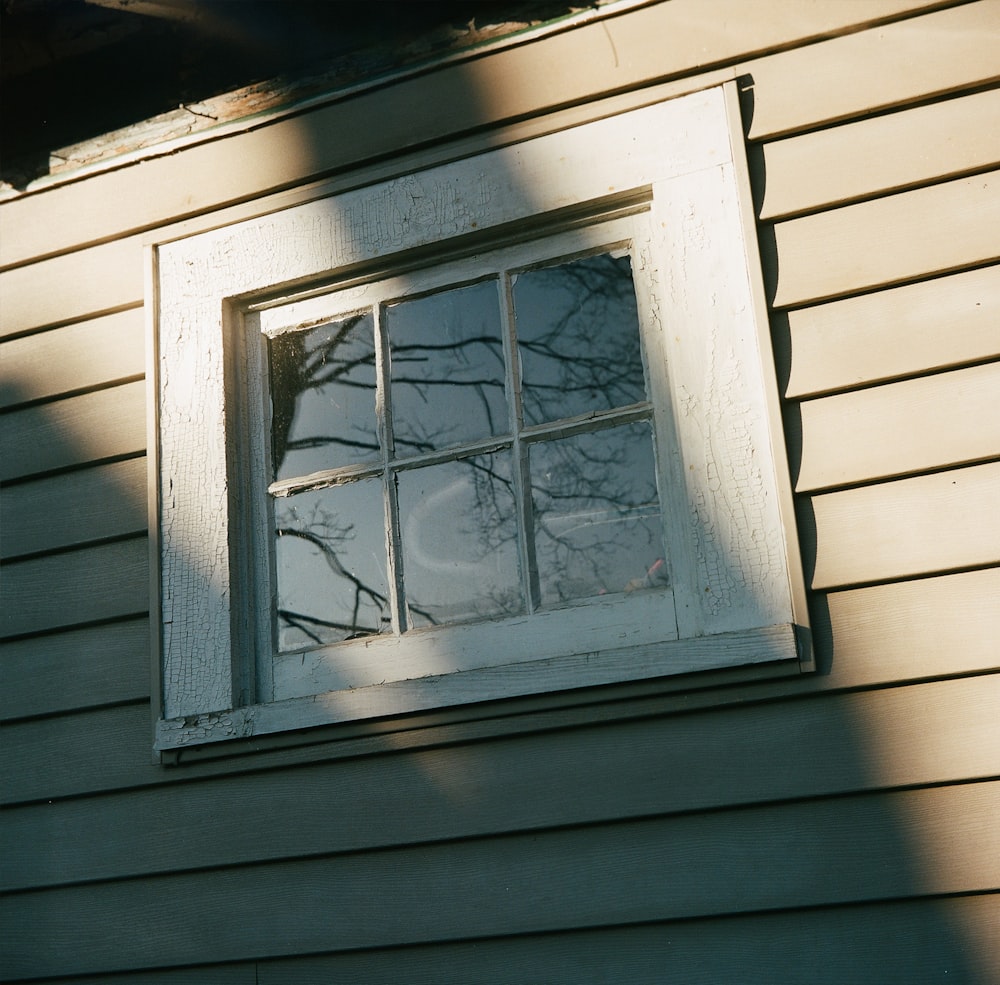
0,307,143,408
5,674,997,892
772,170,1000,307
796,361,1000,491
0,456,147,559
0,536,148,639
0,379,146,482
760,87,1000,219
0,0,952,271
3,781,998,979
810,463,1000,589
785,265,1000,398
744,0,1000,140
0,235,144,337
258,896,1000,985
0,617,149,721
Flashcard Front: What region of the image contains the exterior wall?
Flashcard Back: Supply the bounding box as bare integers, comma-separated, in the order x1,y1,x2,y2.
2,1,999,980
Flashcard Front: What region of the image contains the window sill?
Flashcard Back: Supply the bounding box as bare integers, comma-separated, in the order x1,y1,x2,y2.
155,622,803,754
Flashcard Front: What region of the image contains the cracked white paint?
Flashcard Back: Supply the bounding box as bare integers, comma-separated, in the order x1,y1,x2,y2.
154,85,803,742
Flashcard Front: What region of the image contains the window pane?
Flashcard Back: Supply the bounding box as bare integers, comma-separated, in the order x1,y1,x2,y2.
514,253,645,426
387,280,507,455
269,312,378,481
397,452,522,628
530,422,667,607
273,479,390,651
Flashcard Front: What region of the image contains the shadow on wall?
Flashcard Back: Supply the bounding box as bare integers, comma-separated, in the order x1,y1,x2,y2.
0,42,992,985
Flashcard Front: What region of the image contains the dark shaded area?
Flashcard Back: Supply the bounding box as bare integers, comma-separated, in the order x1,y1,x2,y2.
0,0,576,186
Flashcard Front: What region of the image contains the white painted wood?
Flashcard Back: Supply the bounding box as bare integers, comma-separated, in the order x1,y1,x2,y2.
157,625,798,750
811,462,1000,589
0,308,143,408
154,85,805,738
646,165,793,637
760,87,1000,219
797,361,1000,491
785,265,1000,398
773,170,1000,307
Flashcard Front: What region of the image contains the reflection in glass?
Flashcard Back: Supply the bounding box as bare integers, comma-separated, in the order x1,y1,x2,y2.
514,253,645,427
530,422,666,607
397,452,522,628
387,280,507,455
269,312,378,481
273,478,389,651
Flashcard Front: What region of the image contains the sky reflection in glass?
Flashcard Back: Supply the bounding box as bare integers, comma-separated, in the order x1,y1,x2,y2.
268,311,378,481
273,478,389,651
387,280,507,455
514,253,645,427
398,452,522,628
530,421,665,606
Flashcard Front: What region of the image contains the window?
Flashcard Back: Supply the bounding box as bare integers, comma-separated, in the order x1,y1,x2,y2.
153,84,809,752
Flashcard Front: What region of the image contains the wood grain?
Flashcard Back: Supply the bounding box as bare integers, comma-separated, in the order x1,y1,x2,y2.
0,307,143,408
0,379,146,481
5,674,997,891
0,235,144,336
773,170,1000,307
0,536,148,639
785,265,1000,398
0,0,952,271
810,462,1000,589
0,456,147,559
760,87,1000,219
0,617,149,721
796,361,1000,490
3,781,998,978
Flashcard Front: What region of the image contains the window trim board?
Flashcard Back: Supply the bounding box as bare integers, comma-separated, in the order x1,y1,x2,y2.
151,82,810,752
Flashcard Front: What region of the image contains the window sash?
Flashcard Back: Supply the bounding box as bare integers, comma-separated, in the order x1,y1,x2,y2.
152,84,808,750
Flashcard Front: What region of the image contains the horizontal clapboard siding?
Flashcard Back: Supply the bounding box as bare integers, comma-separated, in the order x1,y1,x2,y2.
3,674,997,892
0,617,149,721
3,4,999,983
6,566,998,806
759,86,1000,219
18,895,999,985
0,235,144,336
772,170,1000,307
785,264,1000,398
0,307,144,407
0,379,146,482
796,361,1000,491
810,463,1000,589
0,0,954,272
0,456,147,559
0,536,148,639
4,780,998,980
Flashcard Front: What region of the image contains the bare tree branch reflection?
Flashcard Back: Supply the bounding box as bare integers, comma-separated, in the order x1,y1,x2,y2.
268,249,668,650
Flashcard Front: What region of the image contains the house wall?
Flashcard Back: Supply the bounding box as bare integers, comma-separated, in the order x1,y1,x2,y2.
2,1,999,980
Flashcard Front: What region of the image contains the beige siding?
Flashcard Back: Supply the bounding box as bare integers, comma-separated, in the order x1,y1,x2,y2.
2,2,998,981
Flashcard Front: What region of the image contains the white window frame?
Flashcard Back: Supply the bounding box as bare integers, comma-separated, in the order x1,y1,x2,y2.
151,83,809,753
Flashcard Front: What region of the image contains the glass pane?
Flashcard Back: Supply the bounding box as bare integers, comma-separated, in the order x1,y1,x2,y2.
514,252,646,427
269,311,378,481
397,452,522,628
530,422,667,607
273,478,390,651
387,280,507,455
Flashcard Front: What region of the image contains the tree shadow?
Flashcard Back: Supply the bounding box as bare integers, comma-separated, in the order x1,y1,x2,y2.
0,28,992,985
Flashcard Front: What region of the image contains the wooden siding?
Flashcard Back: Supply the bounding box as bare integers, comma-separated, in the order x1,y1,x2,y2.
2,1,999,981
